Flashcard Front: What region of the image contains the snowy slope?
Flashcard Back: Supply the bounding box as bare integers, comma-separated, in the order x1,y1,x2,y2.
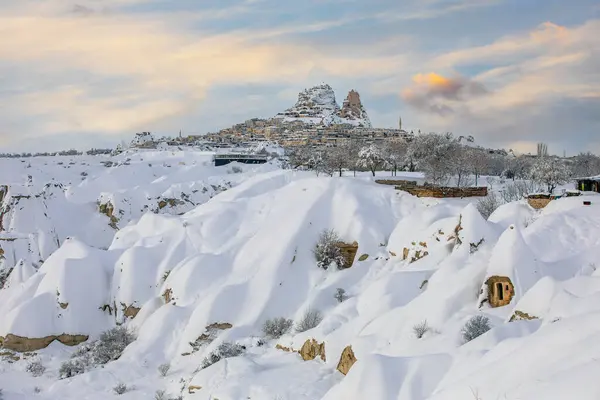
2,156,600,400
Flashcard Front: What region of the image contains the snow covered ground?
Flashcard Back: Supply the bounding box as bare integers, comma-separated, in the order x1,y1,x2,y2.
2,149,600,400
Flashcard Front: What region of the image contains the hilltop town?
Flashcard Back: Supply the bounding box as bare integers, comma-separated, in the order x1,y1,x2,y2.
177,84,413,148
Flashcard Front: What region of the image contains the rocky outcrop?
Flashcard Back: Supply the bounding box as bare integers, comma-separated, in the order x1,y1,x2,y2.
98,201,119,229
122,304,141,319
335,241,359,269
188,385,202,394
336,345,357,375
275,84,371,127
1,333,88,352
337,90,372,127
509,310,538,322
299,339,326,362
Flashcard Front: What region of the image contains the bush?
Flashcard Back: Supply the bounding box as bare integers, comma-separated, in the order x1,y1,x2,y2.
90,326,136,365
113,383,128,395
26,360,46,377
334,288,349,303
201,342,246,369
262,317,294,339
158,363,170,377
231,166,243,174
59,358,86,379
462,315,491,343
295,308,323,333
476,194,501,220
413,320,430,339
59,326,136,379
155,390,167,400
313,229,346,270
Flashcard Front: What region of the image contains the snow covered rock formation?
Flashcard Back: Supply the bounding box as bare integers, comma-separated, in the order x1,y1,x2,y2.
275,84,372,127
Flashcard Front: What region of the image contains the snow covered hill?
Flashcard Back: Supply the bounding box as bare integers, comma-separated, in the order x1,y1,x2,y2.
275,84,372,127
2,152,600,400
0,150,278,289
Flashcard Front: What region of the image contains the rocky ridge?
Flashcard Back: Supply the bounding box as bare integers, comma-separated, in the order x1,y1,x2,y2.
275,84,372,127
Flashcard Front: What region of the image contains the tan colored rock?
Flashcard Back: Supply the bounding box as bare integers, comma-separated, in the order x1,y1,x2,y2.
336,345,357,375
485,275,514,308
335,241,359,269
1,333,89,352
122,304,141,319
56,334,89,347
2,334,54,352
188,385,202,394
275,344,294,352
59,302,69,310
206,322,233,330
162,288,173,303
509,310,538,322
299,339,326,362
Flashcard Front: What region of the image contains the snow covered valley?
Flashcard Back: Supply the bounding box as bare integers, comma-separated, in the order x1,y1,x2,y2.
2,150,600,400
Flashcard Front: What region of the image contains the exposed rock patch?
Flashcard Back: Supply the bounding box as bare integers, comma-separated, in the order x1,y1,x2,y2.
299,339,326,362
336,345,357,375
335,241,359,269
1,333,88,352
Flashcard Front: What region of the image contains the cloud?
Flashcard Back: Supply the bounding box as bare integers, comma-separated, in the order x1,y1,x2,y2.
402,19,600,152
402,73,488,115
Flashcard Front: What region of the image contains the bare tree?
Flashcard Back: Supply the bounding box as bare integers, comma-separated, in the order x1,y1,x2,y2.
530,157,571,193
572,152,600,178
382,141,408,176
409,133,456,186
467,148,491,186
357,144,387,177
326,146,349,177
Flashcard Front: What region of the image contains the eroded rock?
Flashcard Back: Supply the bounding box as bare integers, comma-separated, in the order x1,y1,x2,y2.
1,333,88,352
299,339,326,362
336,345,357,375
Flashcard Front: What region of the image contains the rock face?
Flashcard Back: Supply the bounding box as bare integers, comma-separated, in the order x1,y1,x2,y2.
338,90,371,127
275,84,371,127
486,275,515,307
336,345,357,375
0,333,88,352
299,339,326,362
336,241,359,269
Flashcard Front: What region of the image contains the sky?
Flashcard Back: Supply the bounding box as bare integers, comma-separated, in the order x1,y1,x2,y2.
0,0,599,155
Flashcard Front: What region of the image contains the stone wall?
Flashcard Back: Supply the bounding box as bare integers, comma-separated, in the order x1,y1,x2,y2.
397,186,488,198
375,179,417,187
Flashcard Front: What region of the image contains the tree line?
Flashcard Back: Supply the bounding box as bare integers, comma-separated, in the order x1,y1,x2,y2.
285,133,599,193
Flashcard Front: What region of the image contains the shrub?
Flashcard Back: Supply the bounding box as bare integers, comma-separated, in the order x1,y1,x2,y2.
334,288,349,303
90,326,136,365
26,360,46,377
59,326,136,379
313,229,346,270
262,317,293,339
201,342,246,369
295,308,323,333
413,320,430,339
113,383,128,395
0,388,3,400
158,363,170,377
59,358,86,379
155,390,167,400
476,194,501,220
33,387,42,394
462,315,491,343
231,166,243,174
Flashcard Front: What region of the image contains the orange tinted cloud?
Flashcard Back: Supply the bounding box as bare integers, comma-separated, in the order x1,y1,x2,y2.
402,73,488,115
